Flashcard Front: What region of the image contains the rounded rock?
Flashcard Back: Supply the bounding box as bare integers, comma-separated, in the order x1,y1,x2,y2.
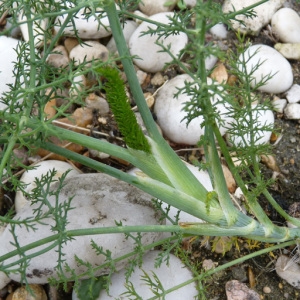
11,284,47,300
154,74,232,145
238,44,293,94
129,12,188,73
138,0,177,15
69,41,109,67
2,174,164,284
14,160,80,213
226,105,274,147
223,0,284,35
46,45,69,68
75,250,198,299
284,103,300,119
0,36,20,111
54,4,112,39
271,8,300,43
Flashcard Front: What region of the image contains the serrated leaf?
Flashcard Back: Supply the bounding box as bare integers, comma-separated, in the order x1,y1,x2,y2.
77,276,108,300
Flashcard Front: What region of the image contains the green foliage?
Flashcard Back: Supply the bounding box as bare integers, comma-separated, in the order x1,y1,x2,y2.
96,67,151,153
1,0,300,299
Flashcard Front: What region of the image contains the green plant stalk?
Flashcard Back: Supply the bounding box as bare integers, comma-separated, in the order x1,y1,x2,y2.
40,141,300,242
104,1,217,202
0,220,299,271
193,1,239,226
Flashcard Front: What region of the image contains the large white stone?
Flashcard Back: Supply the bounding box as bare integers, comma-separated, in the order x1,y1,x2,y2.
271,8,300,43
226,105,274,147
73,250,198,299
14,160,80,213
2,174,164,284
0,36,19,111
54,3,112,39
138,0,177,15
69,41,109,67
154,74,232,145
129,12,188,73
223,0,284,35
238,44,293,94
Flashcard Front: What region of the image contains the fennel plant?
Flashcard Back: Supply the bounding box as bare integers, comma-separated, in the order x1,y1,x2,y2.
0,0,298,298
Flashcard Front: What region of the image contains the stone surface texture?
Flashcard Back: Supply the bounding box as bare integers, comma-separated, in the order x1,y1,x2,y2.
1,174,164,284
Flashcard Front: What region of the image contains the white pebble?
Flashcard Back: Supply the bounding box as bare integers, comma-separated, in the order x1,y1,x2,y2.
3,174,162,284
129,12,188,73
271,8,300,43
54,4,113,39
272,98,287,113
210,23,228,39
183,0,197,7
223,0,284,35
226,105,274,147
138,0,177,15
276,255,300,289
87,250,198,299
0,36,19,111
275,43,300,60
284,103,300,119
286,84,300,103
15,160,80,213
19,12,48,48
69,41,109,67
46,45,69,68
238,44,293,94
154,74,232,145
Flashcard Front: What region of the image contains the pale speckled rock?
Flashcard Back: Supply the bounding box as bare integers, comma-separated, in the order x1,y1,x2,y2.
14,160,80,213
2,174,164,284
129,12,188,73
226,105,274,147
69,72,87,98
183,0,197,7
276,255,300,289
10,284,47,300
271,8,300,43
106,20,138,54
286,84,300,103
284,103,300,119
210,23,228,39
85,93,109,114
69,41,109,67
0,36,20,110
54,4,112,39
272,98,287,113
226,280,260,300
139,0,177,15
222,0,284,35
0,272,10,290
19,13,48,48
154,74,232,145
73,250,198,299
46,45,69,68
238,44,293,94
275,43,300,60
